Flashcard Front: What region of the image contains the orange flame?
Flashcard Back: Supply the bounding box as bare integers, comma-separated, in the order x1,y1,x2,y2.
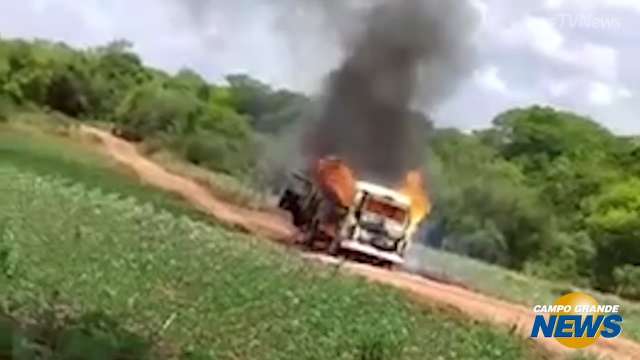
397,170,431,226
313,157,431,226
314,157,356,207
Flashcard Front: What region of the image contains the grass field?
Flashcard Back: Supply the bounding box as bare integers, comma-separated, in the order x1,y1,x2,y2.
0,121,210,221
0,122,578,359
410,245,640,342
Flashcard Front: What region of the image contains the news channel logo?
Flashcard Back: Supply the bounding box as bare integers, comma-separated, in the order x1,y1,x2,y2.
530,292,624,349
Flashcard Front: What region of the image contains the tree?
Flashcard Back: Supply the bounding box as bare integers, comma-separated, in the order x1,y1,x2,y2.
114,82,201,137
429,129,553,268
586,178,640,291
225,74,272,117
255,90,309,133
45,62,94,117
483,106,624,231
87,40,153,118
171,68,210,100
225,74,310,133
613,265,640,299
490,106,615,168
1,40,54,105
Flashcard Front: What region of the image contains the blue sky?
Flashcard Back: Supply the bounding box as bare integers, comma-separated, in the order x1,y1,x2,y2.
1,0,638,134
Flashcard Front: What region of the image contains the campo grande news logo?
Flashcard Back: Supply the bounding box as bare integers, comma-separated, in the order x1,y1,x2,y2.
530,292,624,349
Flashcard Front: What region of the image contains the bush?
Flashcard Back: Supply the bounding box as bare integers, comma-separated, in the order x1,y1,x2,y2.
586,179,640,291
0,218,19,278
523,231,595,284
613,265,640,300
180,133,255,176
430,129,553,268
114,83,200,139
45,64,94,117
0,95,14,122
183,135,229,168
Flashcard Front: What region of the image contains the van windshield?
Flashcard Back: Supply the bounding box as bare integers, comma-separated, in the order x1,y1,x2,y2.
363,197,407,223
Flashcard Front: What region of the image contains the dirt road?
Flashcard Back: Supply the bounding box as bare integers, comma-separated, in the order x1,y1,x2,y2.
80,125,640,360
80,126,295,242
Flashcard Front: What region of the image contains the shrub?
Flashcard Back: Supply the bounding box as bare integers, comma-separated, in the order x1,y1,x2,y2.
0,95,14,122
0,221,19,278
180,133,255,176
613,265,640,300
114,83,200,139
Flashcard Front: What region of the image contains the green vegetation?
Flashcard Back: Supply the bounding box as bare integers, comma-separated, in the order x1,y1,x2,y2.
0,38,307,179
428,108,640,299
0,122,205,222
142,147,271,211
0,129,551,359
415,247,640,342
0,37,638,300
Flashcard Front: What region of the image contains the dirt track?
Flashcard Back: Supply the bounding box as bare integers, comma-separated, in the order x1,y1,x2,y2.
80,125,640,360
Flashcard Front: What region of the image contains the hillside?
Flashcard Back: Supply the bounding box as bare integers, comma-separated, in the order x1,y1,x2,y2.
75,122,640,359
0,121,569,360
2,36,640,360
1,38,639,300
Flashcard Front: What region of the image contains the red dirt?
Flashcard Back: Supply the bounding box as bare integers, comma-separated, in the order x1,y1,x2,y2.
81,125,640,360
80,126,296,242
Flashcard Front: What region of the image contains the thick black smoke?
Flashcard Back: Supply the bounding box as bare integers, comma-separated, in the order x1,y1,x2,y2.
169,0,479,187
303,0,478,186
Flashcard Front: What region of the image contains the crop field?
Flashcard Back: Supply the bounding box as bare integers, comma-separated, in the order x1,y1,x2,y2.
0,125,570,359
0,123,209,219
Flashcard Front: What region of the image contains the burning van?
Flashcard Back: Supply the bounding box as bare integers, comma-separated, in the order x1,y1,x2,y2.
278,157,430,265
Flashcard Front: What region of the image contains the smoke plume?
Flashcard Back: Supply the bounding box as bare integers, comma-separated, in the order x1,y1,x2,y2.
302,0,479,186
170,0,479,187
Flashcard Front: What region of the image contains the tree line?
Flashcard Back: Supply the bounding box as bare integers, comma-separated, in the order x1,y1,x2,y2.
0,38,309,177
428,108,640,298
0,38,638,299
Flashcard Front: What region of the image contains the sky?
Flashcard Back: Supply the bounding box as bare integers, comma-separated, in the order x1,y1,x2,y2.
0,0,638,134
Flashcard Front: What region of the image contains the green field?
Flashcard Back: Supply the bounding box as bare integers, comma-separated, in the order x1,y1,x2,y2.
0,124,577,359
0,121,208,221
